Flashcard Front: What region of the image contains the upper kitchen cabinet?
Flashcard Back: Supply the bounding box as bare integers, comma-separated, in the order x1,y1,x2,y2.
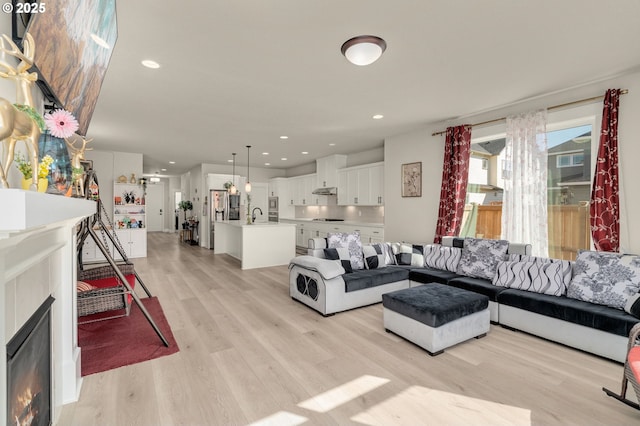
316,155,347,188
290,174,316,206
337,162,384,206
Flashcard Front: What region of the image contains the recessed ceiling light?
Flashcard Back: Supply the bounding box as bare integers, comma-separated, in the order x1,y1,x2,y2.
373,114,384,120
90,33,111,49
281,157,288,161
169,161,175,164
329,143,336,146
262,152,269,155
141,60,160,69
161,168,167,171
302,151,309,155
227,159,233,163
265,162,271,166
280,136,288,140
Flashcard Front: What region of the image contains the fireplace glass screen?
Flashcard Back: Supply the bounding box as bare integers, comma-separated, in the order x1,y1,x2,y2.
6,296,54,426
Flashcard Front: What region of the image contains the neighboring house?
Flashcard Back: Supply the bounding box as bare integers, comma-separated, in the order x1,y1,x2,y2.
467,139,505,205
547,131,592,205
467,131,592,206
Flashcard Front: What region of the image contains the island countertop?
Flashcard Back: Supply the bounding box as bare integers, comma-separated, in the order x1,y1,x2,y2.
214,221,296,269
216,220,296,228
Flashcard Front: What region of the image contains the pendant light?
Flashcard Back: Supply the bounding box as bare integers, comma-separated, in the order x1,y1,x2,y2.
245,145,252,193
229,153,237,194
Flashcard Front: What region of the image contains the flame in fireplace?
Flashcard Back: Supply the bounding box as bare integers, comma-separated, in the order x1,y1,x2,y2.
11,372,43,426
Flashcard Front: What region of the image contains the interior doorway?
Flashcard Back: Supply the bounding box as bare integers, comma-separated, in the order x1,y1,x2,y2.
145,183,165,232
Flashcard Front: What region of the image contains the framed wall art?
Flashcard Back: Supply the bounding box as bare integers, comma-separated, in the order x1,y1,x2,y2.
401,162,422,197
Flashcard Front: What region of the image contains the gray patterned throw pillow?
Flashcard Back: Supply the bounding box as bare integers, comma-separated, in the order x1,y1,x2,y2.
327,232,364,270
456,238,509,280
567,250,640,310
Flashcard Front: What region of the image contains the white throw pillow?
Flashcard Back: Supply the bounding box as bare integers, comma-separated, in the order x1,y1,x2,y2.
493,259,568,296
424,244,462,272
363,244,387,269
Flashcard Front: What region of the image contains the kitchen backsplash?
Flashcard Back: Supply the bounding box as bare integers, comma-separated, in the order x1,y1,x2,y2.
294,205,384,223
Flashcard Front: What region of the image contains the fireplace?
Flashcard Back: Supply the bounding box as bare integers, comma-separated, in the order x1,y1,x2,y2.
6,297,54,426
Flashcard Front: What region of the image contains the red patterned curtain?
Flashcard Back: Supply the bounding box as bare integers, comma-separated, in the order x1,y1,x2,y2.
434,125,472,243
590,89,621,252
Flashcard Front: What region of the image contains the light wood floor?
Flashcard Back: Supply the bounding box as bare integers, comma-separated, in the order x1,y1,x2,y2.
59,232,640,425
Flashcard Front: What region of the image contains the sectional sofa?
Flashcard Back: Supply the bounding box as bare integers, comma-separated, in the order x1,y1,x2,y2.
289,236,640,363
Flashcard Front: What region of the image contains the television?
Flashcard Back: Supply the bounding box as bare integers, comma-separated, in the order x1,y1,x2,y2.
12,0,118,136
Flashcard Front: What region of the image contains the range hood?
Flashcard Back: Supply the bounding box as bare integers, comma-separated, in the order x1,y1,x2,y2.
312,187,338,195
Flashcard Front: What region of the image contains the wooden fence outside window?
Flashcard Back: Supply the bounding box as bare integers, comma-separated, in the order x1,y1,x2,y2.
463,203,590,260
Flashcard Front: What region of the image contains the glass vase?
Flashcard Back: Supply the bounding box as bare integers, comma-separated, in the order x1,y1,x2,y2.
38,131,72,195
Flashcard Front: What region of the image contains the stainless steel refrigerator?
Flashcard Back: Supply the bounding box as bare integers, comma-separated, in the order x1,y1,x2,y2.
209,189,228,250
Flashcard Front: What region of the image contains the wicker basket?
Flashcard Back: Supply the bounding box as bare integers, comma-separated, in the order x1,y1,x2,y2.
77,264,135,318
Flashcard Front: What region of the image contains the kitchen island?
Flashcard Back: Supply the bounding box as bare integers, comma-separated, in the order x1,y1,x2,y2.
214,221,296,269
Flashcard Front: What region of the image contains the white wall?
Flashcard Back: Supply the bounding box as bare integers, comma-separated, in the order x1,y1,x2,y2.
84,150,143,229
384,70,640,253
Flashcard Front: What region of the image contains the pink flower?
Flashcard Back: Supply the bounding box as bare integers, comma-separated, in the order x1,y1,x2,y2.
44,109,79,139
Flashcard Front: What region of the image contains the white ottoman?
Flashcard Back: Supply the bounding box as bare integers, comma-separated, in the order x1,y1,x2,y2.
382,283,490,356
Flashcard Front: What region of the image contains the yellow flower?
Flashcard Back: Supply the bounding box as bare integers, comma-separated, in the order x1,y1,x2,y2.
14,152,54,180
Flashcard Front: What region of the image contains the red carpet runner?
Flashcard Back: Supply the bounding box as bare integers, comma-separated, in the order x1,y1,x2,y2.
78,296,179,376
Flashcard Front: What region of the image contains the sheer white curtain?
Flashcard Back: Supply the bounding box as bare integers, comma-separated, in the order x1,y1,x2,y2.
502,110,549,257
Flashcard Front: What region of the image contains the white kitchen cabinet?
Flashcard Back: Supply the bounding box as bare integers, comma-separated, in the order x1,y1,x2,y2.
269,177,295,218
295,222,313,247
337,162,384,206
290,174,316,205
337,169,349,205
316,155,347,188
369,163,384,205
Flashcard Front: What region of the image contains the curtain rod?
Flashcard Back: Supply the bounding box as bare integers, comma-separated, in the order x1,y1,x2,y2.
431,89,629,137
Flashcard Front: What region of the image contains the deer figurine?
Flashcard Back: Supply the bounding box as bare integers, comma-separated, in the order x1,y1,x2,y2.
66,136,92,197
0,33,43,190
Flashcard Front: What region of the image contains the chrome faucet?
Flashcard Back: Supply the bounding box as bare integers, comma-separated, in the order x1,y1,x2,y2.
251,207,263,223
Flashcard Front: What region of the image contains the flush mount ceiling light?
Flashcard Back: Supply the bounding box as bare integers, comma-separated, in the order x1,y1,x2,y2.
341,35,387,66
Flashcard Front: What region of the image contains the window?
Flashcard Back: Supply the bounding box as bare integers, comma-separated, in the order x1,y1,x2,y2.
556,152,585,168
463,122,593,260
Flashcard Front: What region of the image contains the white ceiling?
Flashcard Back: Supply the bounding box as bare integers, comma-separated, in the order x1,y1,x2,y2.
86,0,640,176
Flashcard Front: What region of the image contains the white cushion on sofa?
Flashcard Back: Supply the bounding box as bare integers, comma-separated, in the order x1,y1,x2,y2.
493,259,568,296
363,244,387,269
505,254,573,294
391,243,425,266
424,244,462,272
567,250,640,310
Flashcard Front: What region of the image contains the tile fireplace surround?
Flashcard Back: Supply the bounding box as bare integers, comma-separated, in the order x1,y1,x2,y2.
0,189,95,425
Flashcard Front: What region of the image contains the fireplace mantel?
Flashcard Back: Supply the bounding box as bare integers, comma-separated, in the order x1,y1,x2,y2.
0,189,96,234
1,189,96,425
